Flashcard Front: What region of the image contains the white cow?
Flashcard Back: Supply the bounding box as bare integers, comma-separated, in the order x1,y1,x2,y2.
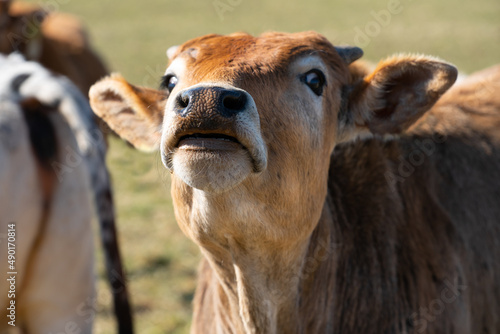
0,53,117,333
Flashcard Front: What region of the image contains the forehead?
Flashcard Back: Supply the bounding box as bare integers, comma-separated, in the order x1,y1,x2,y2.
169,32,346,81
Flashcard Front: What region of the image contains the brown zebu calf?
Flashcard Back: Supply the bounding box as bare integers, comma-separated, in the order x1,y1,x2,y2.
90,32,500,334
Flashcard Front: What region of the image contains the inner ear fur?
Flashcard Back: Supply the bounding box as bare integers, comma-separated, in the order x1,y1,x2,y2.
349,54,458,135
89,74,168,152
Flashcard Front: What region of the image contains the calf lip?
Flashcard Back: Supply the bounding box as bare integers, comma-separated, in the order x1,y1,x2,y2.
171,130,245,149
176,132,243,150
164,127,266,173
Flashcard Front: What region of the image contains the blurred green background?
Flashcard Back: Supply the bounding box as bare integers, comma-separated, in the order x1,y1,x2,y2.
26,0,500,332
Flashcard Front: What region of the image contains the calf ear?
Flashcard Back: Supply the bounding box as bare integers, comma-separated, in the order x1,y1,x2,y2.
89,74,168,152
343,55,457,137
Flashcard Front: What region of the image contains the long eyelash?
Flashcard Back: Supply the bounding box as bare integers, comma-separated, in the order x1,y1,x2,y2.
160,75,170,90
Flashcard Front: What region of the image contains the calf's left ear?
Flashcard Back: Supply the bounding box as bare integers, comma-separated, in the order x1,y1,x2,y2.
343,55,457,136
89,74,168,152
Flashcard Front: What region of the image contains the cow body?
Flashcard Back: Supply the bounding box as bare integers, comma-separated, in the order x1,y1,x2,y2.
410,64,500,140
1,2,134,330
90,32,500,333
192,133,500,333
0,54,96,333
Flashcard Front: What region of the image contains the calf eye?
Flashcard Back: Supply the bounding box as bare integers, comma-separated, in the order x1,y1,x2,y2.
302,69,326,96
161,75,178,93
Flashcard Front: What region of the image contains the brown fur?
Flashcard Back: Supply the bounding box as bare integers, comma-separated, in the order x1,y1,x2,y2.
191,134,500,334
89,32,499,334
0,1,108,95
89,73,167,151
410,64,500,142
0,1,113,138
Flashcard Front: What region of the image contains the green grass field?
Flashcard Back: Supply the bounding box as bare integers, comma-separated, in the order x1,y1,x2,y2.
26,0,499,332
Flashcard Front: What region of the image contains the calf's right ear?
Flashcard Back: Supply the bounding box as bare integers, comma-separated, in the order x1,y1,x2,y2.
339,55,458,140
89,74,168,152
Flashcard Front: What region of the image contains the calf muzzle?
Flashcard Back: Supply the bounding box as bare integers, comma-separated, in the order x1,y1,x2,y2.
175,86,249,118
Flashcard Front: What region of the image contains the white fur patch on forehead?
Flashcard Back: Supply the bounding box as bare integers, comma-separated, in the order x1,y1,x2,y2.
166,45,179,60
166,46,198,61
289,54,328,74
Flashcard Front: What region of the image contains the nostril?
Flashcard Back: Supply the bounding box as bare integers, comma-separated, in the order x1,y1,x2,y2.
222,91,247,112
175,87,248,118
177,91,190,109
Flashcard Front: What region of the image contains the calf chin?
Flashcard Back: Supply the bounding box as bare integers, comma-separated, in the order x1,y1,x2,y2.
171,147,253,193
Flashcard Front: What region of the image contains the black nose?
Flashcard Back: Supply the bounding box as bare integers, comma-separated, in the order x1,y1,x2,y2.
175,86,248,118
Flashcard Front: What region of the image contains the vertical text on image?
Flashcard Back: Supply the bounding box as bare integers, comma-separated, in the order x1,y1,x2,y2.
6,222,17,327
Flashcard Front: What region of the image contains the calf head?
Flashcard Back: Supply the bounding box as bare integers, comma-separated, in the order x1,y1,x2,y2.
90,30,456,269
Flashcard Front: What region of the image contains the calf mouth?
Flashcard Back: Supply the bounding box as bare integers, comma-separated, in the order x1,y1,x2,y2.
176,132,244,151
163,126,263,192
163,124,267,175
